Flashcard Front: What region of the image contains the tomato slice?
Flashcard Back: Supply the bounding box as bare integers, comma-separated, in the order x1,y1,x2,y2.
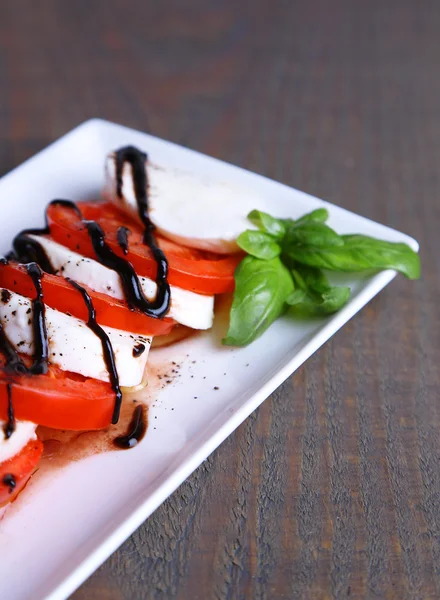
0,358,115,431
0,261,175,337
0,438,43,507
47,201,242,295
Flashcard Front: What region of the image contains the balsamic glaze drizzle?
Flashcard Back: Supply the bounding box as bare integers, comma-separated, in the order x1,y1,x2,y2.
66,278,123,424
14,197,171,319
12,199,82,273
12,234,55,274
3,384,15,439
1,289,11,304
0,264,48,376
116,226,130,255
113,404,147,449
2,473,16,494
132,343,145,358
0,264,49,439
84,219,170,317
26,263,49,375
114,146,171,314
0,322,27,374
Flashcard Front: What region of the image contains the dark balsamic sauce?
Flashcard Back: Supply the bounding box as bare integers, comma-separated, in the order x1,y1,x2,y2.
12,199,82,273
0,264,49,442
66,278,123,424
116,226,130,255
0,323,27,374
14,197,170,319
83,219,169,317
1,289,11,304
3,384,15,439
2,474,16,494
132,343,145,358
12,235,55,274
113,404,147,449
26,263,49,375
114,146,171,315
0,264,48,376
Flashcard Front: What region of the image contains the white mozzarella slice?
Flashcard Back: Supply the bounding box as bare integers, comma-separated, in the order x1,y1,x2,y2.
29,235,214,330
105,155,268,254
0,290,151,387
0,420,37,464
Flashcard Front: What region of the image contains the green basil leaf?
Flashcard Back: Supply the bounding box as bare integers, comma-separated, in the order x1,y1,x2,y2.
236,230,281,260
291,264,330,294
295,208,329,224
340,235,421,279
319,287,352,312
247,210,286,239
287,286,351,315
281,218,296,229
287,265,351,315
285,233,420,279
284,221,344,248
286,289,307,305
223,256,294,346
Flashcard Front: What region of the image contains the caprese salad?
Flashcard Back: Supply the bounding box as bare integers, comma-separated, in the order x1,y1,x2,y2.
0,145,420,514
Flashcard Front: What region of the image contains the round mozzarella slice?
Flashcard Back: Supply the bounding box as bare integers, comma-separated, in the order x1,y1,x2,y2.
105,155,268,254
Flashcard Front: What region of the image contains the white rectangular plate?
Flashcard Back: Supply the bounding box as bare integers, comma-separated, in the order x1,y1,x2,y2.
0,120,418,600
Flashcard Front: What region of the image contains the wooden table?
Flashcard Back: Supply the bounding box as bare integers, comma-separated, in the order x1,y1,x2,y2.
1,1,439,598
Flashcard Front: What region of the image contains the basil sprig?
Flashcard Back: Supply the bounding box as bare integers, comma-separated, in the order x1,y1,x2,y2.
223,208,420,346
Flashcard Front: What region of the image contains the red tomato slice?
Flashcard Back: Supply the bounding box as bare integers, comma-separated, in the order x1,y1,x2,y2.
47,201,242,295
0,438,43,507
0,358,115,431
0,261,175,337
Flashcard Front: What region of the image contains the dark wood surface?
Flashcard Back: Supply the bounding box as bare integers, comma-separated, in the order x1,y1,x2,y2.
1,1,439,598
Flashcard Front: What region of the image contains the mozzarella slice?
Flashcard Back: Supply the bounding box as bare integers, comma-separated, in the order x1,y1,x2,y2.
29,235,214,330
105,155,268,254
0,290,151,387
0,420,37,463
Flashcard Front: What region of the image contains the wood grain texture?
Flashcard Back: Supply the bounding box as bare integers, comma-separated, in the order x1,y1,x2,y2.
1,0,439,598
